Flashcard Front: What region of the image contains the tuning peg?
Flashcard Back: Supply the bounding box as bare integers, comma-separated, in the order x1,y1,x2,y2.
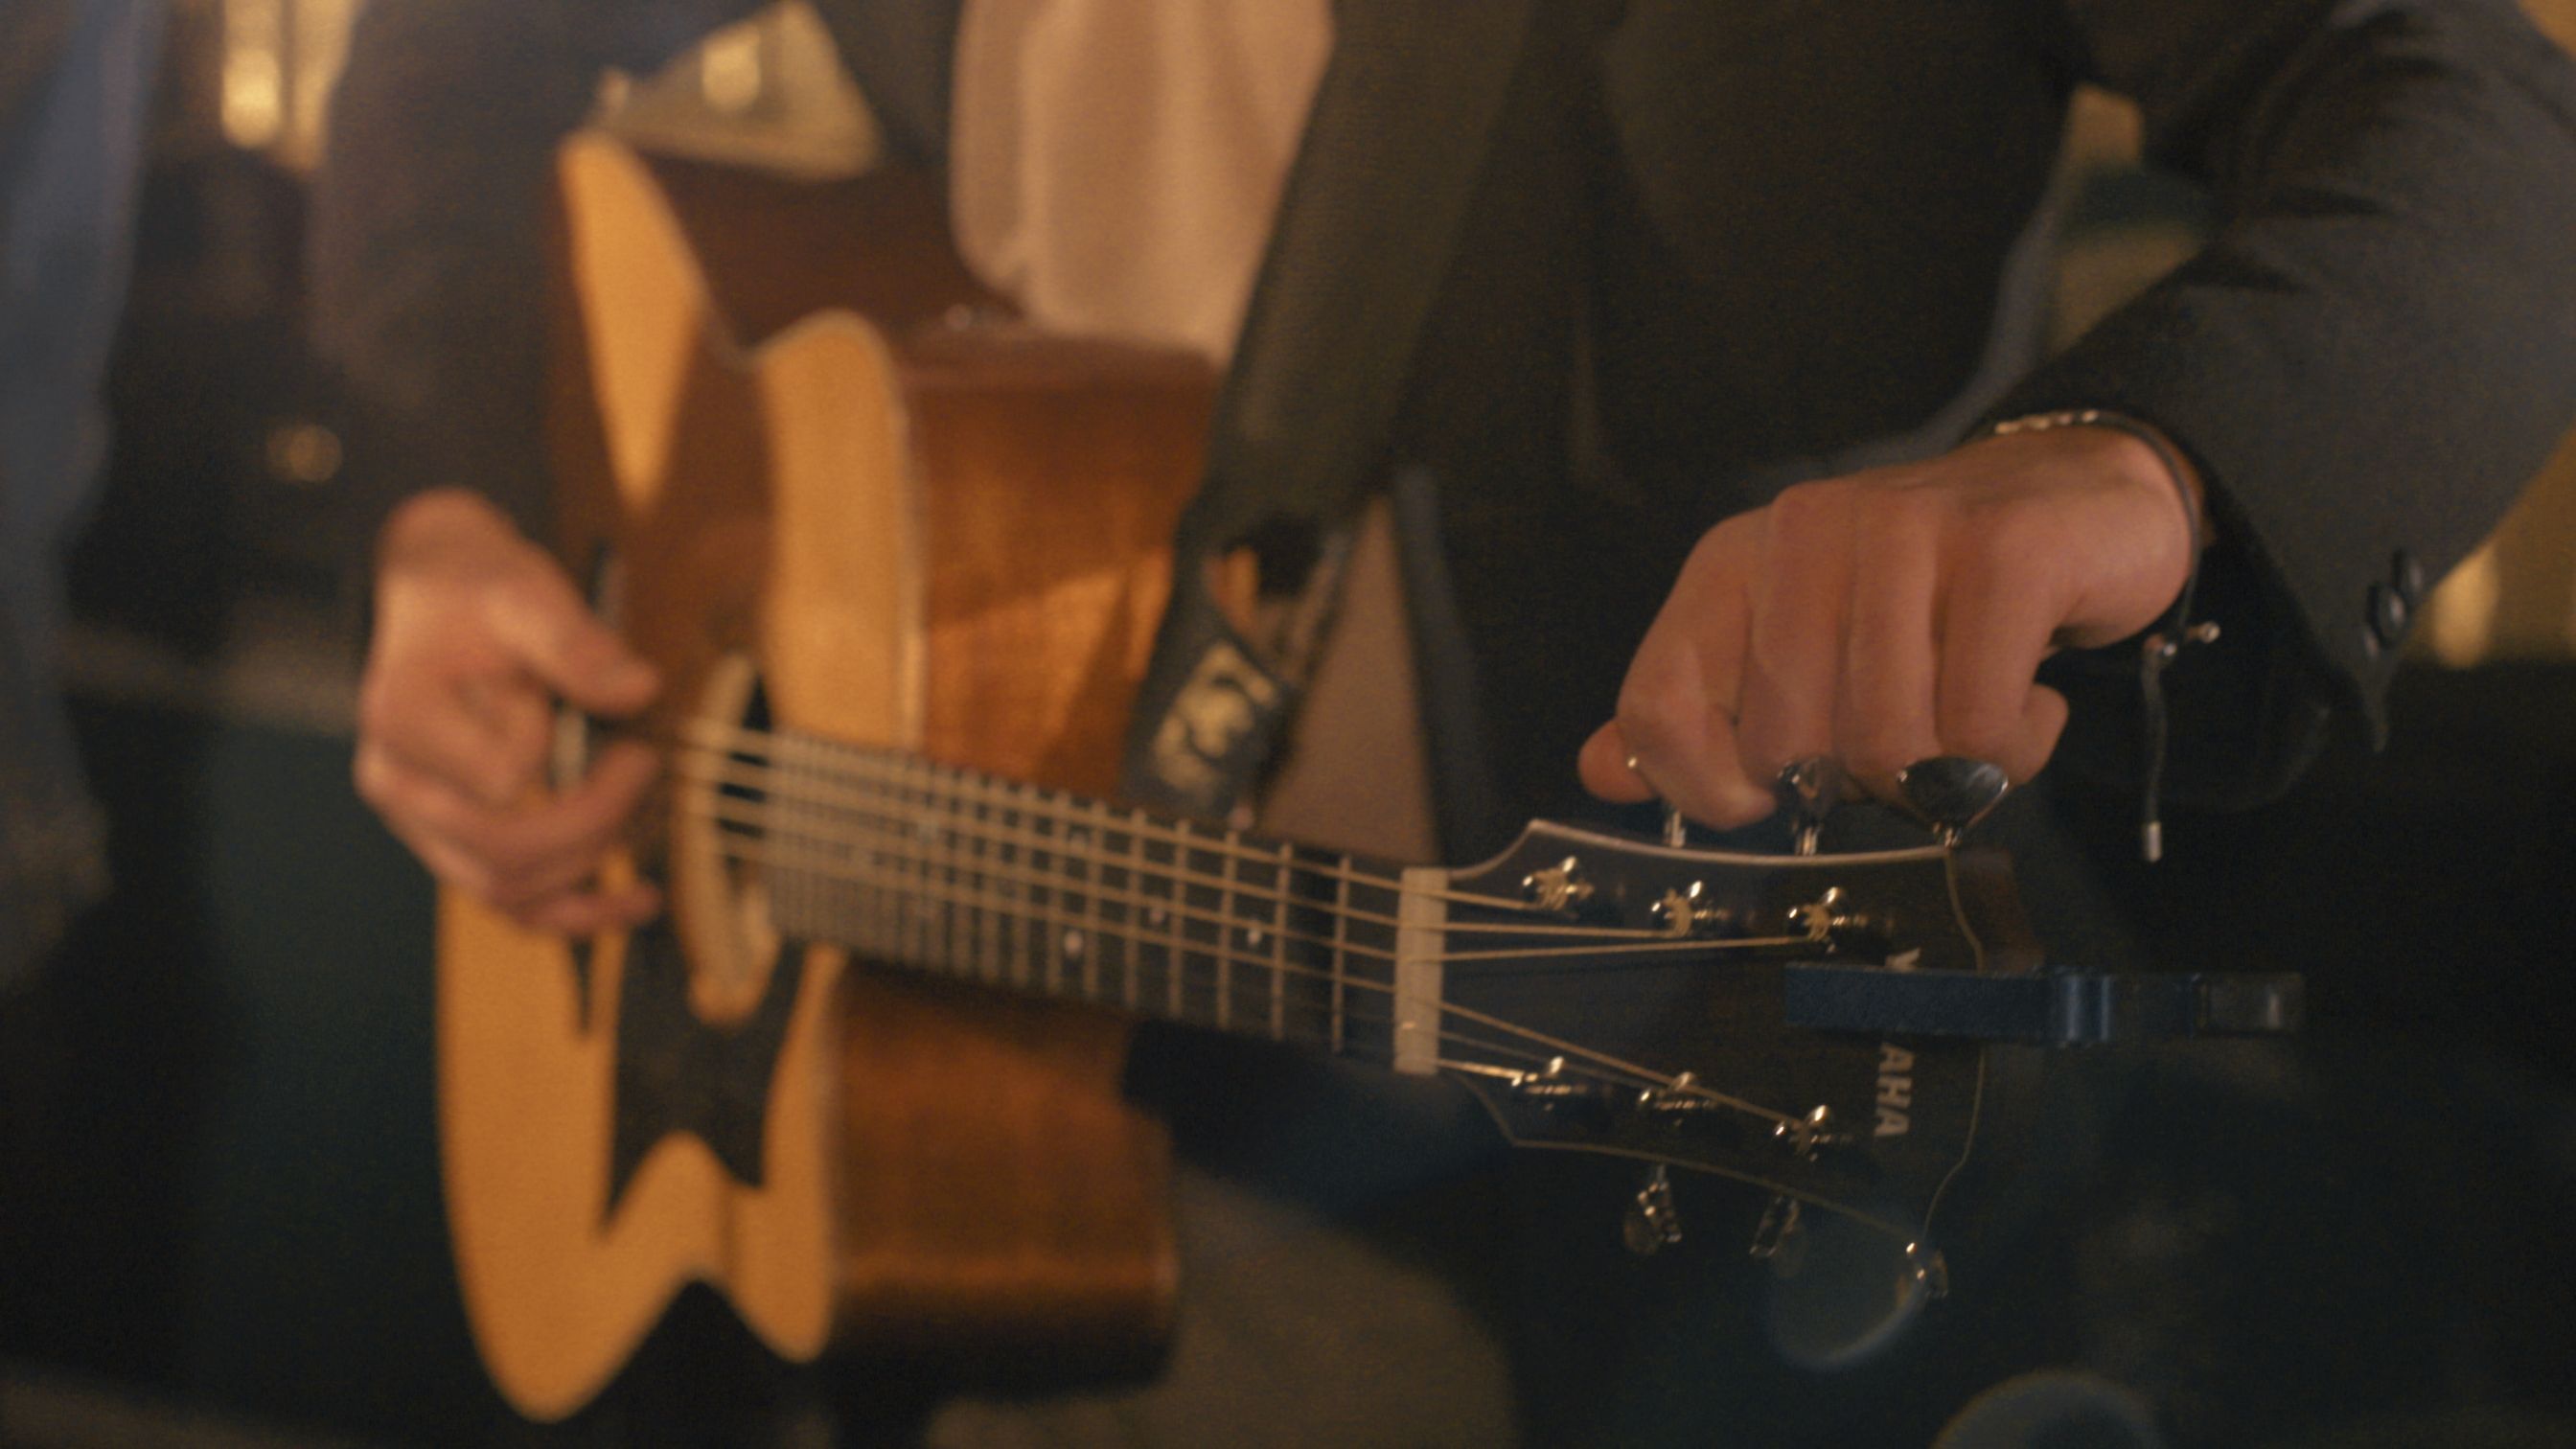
1750,1193,1809,1276
1660,804,1689,848
1622,1164,1684,1256
1895,756,2011,846
1774,756,1846,856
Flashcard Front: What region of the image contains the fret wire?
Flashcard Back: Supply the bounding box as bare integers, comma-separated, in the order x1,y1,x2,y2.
1166,823,1190,1026
1193,827,1219,1029
957,788,971,976
676,727,1407,892
901,757,923,967
688,746,1410,927
704,790,1806,972
720,829,1778,1109
920,758,944,971
696,728,1696,943
1008,788,1027,989
974,786,995,985
944,763,964,973
985,789,1008,987
1095,808,1118,1010
1330,851,1350,1058
834,731,864,954
1009,778,1040,990
681,747,1675,943
939,766,955,971
711,791,1405,964
682,748,1637,943
880,754,903,964
1000,787,1024,989
1215,824,1238,1034
847,752,870,955
751,804,1813,984
1166,821,1189,1024
1080,797,1103,1002
908,757,931,971
1019,791,1037,989
1117,799,1138,1005
943,764,965,978
987,788,1007,987
1268,840,1291,1043
866,743,892,958
955,779,976,978
886,754,907,961
723,831,1387,992
777,861,1792,1124
1143,815,1163,1016
1177,826,1199,1025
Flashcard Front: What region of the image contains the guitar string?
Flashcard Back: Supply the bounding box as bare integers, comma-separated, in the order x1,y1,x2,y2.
704,812,1601,1073
660,718,1838,1127
719,831,1798,1129
670,736,1827,959
683,745,1825,1116
681,759,1549,933
676,719,1710,923
666,718,1906,958
680,764,1827,969
696,814,1793,1125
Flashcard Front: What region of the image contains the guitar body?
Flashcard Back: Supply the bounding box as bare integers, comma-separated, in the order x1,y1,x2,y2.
440,135,1209,1419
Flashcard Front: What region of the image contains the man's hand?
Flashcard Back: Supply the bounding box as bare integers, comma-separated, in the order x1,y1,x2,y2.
354,488,664,933
1576,424,2203,829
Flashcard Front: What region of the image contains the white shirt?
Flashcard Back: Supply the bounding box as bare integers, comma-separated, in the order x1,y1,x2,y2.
949,0,1330,362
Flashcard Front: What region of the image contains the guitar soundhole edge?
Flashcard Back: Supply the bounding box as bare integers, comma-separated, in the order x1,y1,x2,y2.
670,653,790,1024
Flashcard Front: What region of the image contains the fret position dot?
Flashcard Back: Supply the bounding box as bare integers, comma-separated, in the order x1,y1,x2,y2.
1064,931,1086,958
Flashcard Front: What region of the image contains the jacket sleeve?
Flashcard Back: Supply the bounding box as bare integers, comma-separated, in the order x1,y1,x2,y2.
308,0,768,536
1993,0,2576,806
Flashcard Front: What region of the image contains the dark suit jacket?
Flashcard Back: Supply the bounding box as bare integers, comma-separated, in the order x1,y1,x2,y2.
310,0,957,538
1133,0,2576,880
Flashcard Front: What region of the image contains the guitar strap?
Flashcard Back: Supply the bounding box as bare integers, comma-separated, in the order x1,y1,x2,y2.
1117,0,1560,821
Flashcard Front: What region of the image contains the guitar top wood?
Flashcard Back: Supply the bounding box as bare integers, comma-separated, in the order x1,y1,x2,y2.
441,133,1214,1419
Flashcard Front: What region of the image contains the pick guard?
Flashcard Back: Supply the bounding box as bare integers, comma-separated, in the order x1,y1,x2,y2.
609,927,804,1211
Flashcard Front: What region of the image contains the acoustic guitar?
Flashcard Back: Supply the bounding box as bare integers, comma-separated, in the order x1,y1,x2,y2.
440,134,2287,1422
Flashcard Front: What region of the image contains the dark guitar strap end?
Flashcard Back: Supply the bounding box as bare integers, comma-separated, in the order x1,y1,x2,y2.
1120,0,1558,820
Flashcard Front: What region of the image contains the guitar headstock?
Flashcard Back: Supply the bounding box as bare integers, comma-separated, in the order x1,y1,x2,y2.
1417,817,2039,1293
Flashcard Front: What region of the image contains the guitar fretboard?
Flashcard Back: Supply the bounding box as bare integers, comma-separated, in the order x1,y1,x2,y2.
696,726,1411,1069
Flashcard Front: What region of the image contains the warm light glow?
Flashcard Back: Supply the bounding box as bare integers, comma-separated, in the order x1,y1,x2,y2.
701,29,767,116
2426,545,2502,667
220,0,288,150
284,0,356,172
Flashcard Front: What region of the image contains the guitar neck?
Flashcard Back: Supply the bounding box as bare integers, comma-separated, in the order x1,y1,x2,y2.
716,724,1417,1070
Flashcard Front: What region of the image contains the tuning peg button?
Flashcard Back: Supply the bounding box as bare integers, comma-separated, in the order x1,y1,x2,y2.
1623,1164,1684,1256
1751,1194,1808,1276
1895,756,2011,845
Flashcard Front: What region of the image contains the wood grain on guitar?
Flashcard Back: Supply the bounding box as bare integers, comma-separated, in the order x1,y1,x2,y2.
443,134,1208,1419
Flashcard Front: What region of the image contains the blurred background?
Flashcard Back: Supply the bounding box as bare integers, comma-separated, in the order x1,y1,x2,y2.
3,2,2574,1444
